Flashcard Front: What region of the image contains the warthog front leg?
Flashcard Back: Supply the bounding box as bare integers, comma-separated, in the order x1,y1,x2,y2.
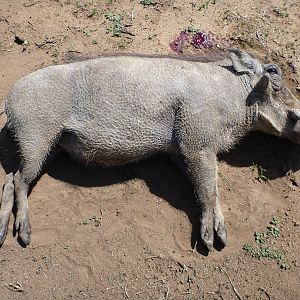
182,149,227,251
0,173,15,245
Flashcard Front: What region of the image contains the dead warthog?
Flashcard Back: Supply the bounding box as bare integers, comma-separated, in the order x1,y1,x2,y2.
0,49,299,250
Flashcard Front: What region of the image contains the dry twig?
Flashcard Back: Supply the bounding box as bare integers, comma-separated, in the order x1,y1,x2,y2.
123,286,130,298
24,0,40,7
219,267,243,300
259,287,271,300
256,30,265,47
145,255,159,260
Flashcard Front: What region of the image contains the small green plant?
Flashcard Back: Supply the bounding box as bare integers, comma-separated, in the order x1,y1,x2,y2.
117,38,129,49
83,29,91,37
105,13,123,37
270,216,278,226
278,261,290,270
184,26,199,35
254,231,267,244
53,0,71,5
243,245,289,269
273,7,289,18
243,217,289,269
140,0,156,5
254,217,281,241
198,0,216,11
267,216,280,237
76,1,87,9
74,1,92,14
87,8,98,18
250,163,268,183
92,40,98,45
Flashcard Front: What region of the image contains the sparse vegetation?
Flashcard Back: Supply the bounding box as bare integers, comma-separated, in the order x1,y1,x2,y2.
74,1,97,15
83,29,91,36
105,13,123,36
243,244,289,269
250,163,268,182
140,0,156,6
76,1,87,9
243,217,289,269
87,8,98,18
273,7,289,18
254,231,267,244
198,0,216,11
184,26,199,35
117,38,130,49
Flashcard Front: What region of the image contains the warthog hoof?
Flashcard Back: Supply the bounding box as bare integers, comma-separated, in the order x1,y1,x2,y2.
214,219,227,246
15,213,31,245
200,210,227,251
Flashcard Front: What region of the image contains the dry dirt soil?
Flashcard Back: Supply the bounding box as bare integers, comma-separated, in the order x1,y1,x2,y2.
0,0,300,299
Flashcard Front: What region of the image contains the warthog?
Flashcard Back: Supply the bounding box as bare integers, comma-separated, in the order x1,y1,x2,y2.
0,49,299,250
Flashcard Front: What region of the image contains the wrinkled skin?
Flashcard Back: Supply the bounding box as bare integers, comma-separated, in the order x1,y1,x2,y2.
0,49,299,251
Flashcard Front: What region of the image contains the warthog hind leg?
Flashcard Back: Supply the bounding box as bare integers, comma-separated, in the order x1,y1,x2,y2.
12,134,55,245
14,170,31,245
0,173,15,245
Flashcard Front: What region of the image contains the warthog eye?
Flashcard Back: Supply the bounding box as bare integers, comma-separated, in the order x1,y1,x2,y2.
264,64,281,77
267,67,278,74
264,65,282,91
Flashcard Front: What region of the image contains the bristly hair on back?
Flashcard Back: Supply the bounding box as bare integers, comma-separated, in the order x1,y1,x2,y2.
63,48,230,64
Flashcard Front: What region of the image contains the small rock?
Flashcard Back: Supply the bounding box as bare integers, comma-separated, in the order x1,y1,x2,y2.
14,35,26,45
293,221,299,226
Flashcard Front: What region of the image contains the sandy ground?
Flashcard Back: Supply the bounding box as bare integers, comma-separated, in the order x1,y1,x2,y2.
0,0,299,299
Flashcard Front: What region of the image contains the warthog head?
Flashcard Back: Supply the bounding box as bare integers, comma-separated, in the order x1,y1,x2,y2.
229,48,300,144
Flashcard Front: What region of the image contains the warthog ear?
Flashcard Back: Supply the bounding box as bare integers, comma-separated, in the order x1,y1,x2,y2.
229,48,263,76
253,74,271,102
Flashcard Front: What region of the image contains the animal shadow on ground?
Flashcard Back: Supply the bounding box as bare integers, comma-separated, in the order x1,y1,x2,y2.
1,126,300,253
219,131,300,179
